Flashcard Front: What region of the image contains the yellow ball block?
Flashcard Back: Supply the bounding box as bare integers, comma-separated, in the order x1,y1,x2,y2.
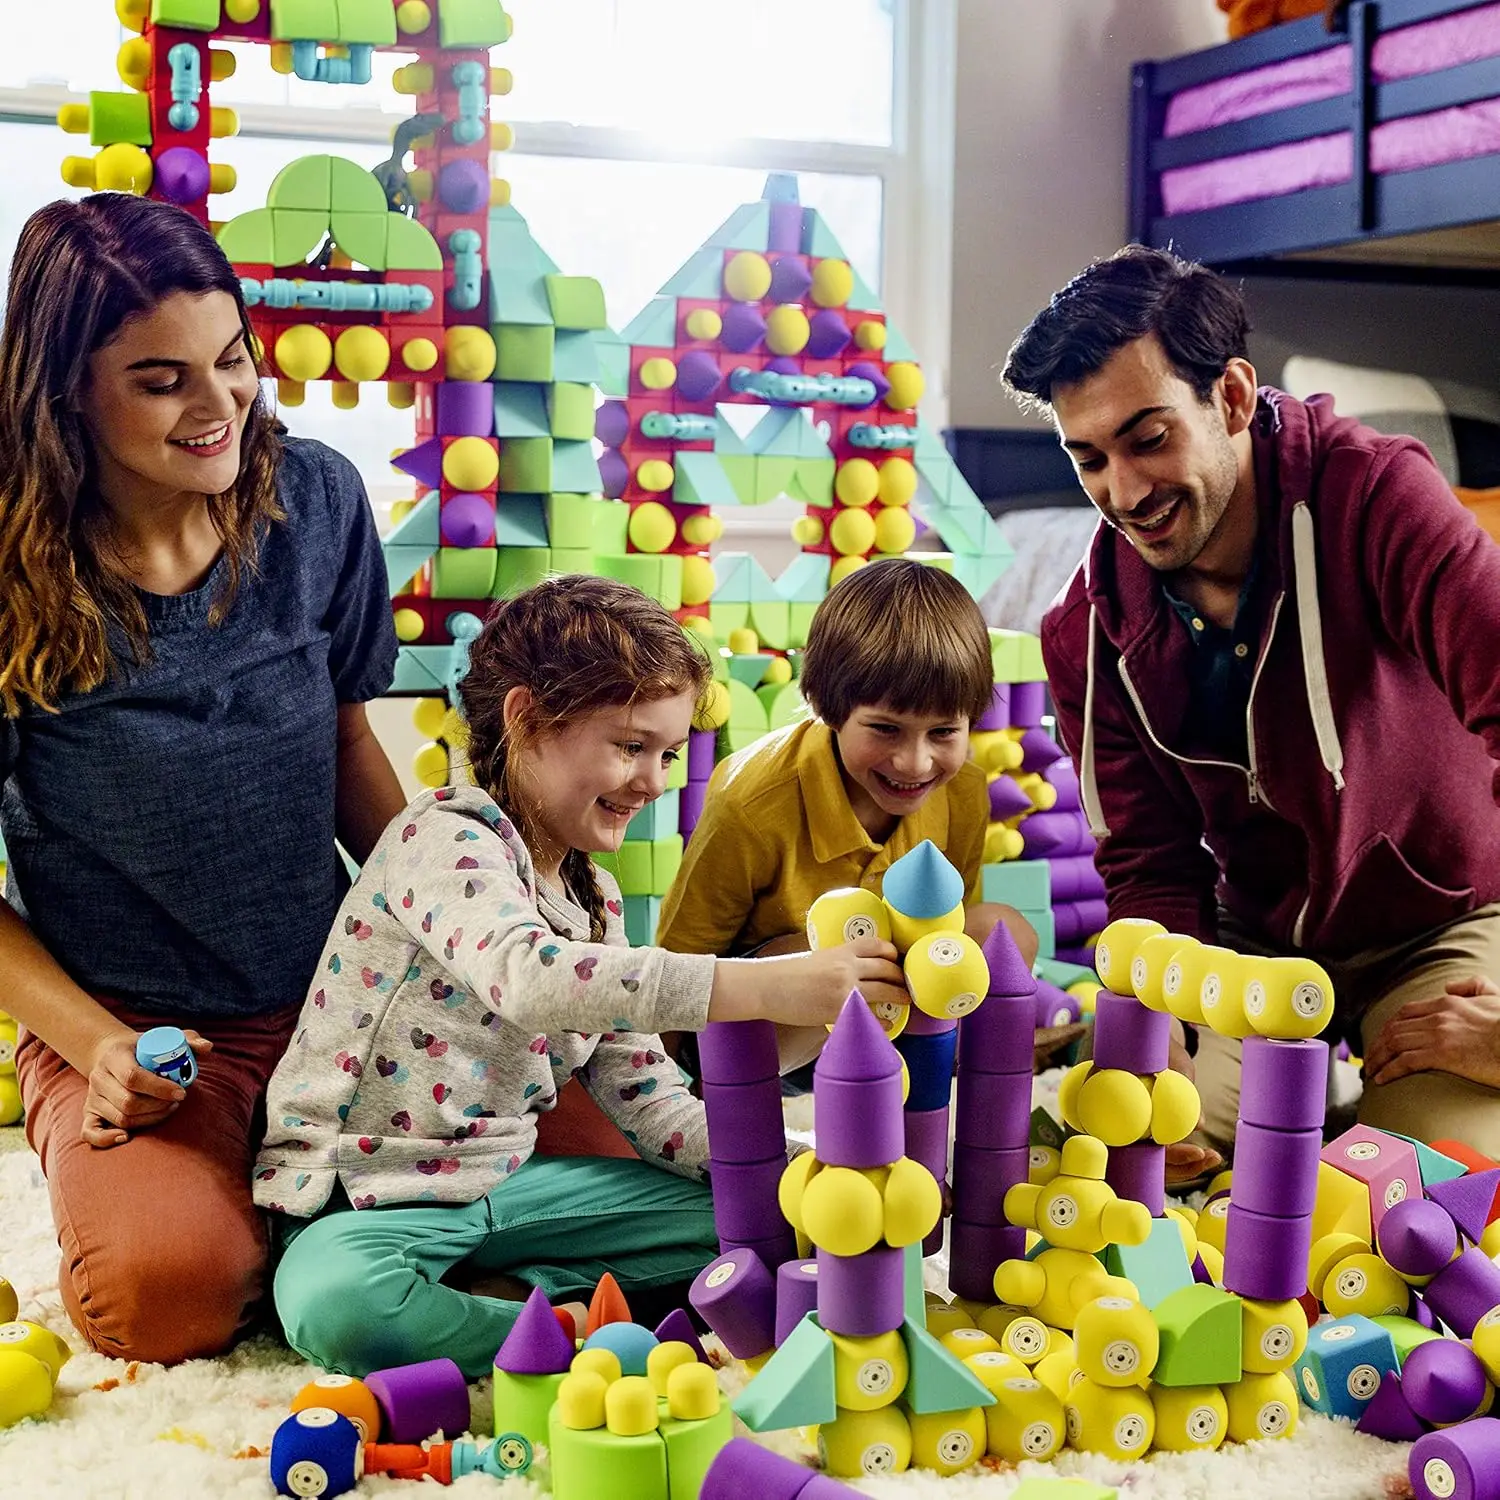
1151,1384,1228,1452
680,512,722,546
1073,1296,1159,1386
829,506,877,558
1064,1377,1155,1461
1243,955,1336,1039
806,887,890,949
634,461,676,498
1131,931,1197,1012
1198,951,1256,1038
883,1156,943,1247
1161,942,1240,1026
275,324,332,383
801,1165,885,1256
394,0,431,33
0,1281,15,1326
762,657,792,686
442,436,499,492
444,326,496,382
334,326,390,383
1242,1297,1308,1373
829,555,867,587
1322,1252,1409,1319
1074,1069,1153,1147
1472,1307,1500,1382
884,362,924,411
926,1300,975,1339
941,1327,1000,1360
961,1349,1030,1397
681,614,713,641
873,506,916,555
777,1150,821,1236
604,1375,659,1436
665,1361,719,1421
684,308,722,340
1033,1350,1082,1403
638,356,677,391
832,1330,908,1411
818,1404,912,1479
1148,1067,1202,1146
723,251,772,303
1093,917,1166,993
680,555,715,607
791,515,825,547
97,142,154,194
854,319,887,352
1225,1370,1299,1442
694,679,731,731
1056,1058,1093,1131
726,627,760,655
629,499,676,551
765,305,810,356
116,36,151,89
834,457,881,508
0,1349,53,1429
810,258,854,308
401,337,438,373
555,1370,608,1431
908,1406,985,1476
985,1376,1066,1463
904,930,989,1019
412,742,448,789
877,456,918,507
290,1374,380,1441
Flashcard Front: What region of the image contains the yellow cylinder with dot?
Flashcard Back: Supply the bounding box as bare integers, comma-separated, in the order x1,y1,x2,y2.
817,1404,911,1480
908,1406,985,1476
1074,1296,1159,1387
334,326,390,383
904,930,989,1020
810,258,854,308
984,1376,1065,1464
1130,931,1196,1012
638,356,676,391
834,457,881,508
1241,1298,1308,1374
940,1327,1000,1360
829,506,877,558
1322,1252,1409,1319
444,326,496,382
1152,1384,1228,1452
1198,952,1255,1038
401,337,438,373
628,499,676,550
877,456,918,507
680,555,715,607
996,1314,1054,1366
1225,1370,1299,1442
1074,1069,1153,1147
832,1329,908,1411
802,1166,885,1256
854,320,887,352
684,308,722,341
276,379,305,407
275,324,332,383
1243,955,1336,1039
1160,942,1236,1026
1093,917,1166,994
442,436,499,492
806,887,889,950
1064,1377,1155,1461
961,1349,1030,1398
765,305,810,356
925,1300,975,1339
723,251,772,303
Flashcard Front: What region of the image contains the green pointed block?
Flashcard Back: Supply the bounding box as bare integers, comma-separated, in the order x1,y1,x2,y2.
661,1402,732,1498
87,92,151,147
725,679,768,734
499,437,553,494
774,552,829,603
493,548,552,598
748,599,789,651
384,214,443,271
216,208,276,265
552,330,600,384
662,248,730,299
1105,1218,1195,1310
801,214,846,260
787,458,835,507
1383,1131,1469,1187
903,1318,996,1414
547,383,596,442
732,1314,836,1431
382,542,437,595
759,681,805,731
620,296,678,350
327,156,388,214
1372,1314,1443,1367
387,489,440,548
495,326,555,384
438,0,512,47
551,440,601,494
545,274,607,331
330,211,387,271
493,382,549,439
153,0,220,27
335,0,397,43
1015,634,1045,681
674,452,740,510
719,454,759,506
493,1368,566,1448
882,321,918,363
706,201,771,252
1152,1284,1242,1387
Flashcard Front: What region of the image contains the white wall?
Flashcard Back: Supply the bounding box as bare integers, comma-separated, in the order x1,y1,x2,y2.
948,0,1225,430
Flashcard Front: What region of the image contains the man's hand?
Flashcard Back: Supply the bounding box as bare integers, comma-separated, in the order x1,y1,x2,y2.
1363,976,1500,1088
80,1030,212,1148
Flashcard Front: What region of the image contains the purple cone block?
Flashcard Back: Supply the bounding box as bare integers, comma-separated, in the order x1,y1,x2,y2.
675,350,722,402
988,776,1034,821
1356,1370,1428,1441
1402,1339,1490,1425
1018,727,1065,771
1230,1122,1322,1219
1044,759,1082,811
1239,1037,1330,1131
690,1247,776,1359
1379,1198,1460,1279
437,157,490,214
436,380,494,437
597,448,630,498
774,1260,820,1346
1106,1143,1166,1218
805,309,851,359
1423,1248,1500,1338
365,1358,469,1443
1221,1203,1312,1301
768,255,813,304
1092,990,1171,1073
949,1220,1026,1303
594,400,631,446
767,200,803,254
1011,681,1047,728
844,360,888,406
703,1080,794,1164
951,1144,1030,1225
439,491,495,546
720,302,767,352
955,1069,1033,1145
1410,1420,1500,1500
816,993,901,1082
974,682,1012,732
816,1243,904,1336
982,920,1038,1001
494,1286,576,1375
1021,810,1093,859
653,1306,710,1365
155,145,210,204
1412,1292,1438,1329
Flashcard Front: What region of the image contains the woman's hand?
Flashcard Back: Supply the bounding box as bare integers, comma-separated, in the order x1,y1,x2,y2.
1363,976,1500,1088
80,1029,212,1148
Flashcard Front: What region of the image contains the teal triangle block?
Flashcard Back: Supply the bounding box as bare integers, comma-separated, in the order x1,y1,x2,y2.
594,329,631,397
705,200,771,252
902,1318,996,1414
493,381,550,438
883,321,918,362
551,439,602,494
744,553,782,603
774,551,830,603
1382,1130,1469,1187
486,205,558,275
847,267,883,312
731,1314,836,1431
713,410,753,456
725,654,773,689
385,488,439,548
621,296,679,350
489,272,554,326
1104,1218,1195,1310
662,247,729,299
552,329,601,383
712,551,754,604
674,450,741,509
392,646,448,693
800,211,847,261
383,541,437,595
951,551,1012,598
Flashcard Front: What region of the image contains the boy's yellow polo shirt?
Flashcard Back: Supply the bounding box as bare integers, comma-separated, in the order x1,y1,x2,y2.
656,718,988,958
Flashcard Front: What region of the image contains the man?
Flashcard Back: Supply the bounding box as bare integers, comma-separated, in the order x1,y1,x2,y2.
1003,244,1500,1154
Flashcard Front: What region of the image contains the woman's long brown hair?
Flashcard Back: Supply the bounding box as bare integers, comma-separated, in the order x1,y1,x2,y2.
0,193,284,714
461,575,713,940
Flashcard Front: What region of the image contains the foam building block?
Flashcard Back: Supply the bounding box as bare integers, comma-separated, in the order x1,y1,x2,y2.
1293,1314,1399,1421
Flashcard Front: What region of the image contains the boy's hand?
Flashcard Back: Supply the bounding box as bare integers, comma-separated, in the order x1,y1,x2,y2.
80,1028,211,1148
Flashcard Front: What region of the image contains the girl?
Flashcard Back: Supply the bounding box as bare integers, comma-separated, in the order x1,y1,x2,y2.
0,195,405,1364
257,575,903,1378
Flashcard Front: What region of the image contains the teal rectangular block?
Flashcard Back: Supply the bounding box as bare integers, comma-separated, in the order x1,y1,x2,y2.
624,790,680,842
622,895,662,946
1031,908,1056,961
981,860,1052,909
552,329,601,384
550,439,601,494
494,495,548,547
493,381,550,438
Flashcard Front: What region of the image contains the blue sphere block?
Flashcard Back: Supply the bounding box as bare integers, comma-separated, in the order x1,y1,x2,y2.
883,840,964,921
582,1321,660,1376
895,1027,960,1113
135,1026,196,1087
270,1408,363,1498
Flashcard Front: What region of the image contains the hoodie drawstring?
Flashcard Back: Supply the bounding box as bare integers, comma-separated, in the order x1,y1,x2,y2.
1292,502,1346,793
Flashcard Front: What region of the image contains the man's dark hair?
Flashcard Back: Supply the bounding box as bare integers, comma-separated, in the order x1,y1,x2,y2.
1002,244,1251,412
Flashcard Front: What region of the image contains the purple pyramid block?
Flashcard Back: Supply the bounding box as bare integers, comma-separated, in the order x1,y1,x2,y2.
981,918,1037,1000
883,839,964,920
988,776,1033,822
816,992,901,1083
1426,1168,1500,1245
1355,1370,1427,1441
391,435,445,489
493,1285,576,1375
653,1307,710,1365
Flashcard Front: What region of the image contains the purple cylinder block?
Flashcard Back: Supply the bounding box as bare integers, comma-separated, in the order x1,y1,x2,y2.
594,400,631,447
436,380,495,437
437,157,490,214
709,1158,788,1243
702,1080,794,1164
814,1073,906,1168
597,448,630,499
687,727,717,783
720,302,767,352
1092,990,1171,1074
1410,1421,1500,1500
1221,1203,1313,1302
698,1019,779,1084
679,784,705,840
805,309,852,359
702,1437,836,1500
949,1219,1026,1303
767,200,804,255
690,1248,777,1359
896,1024,958,1112
1010,681,1047,728
988,776,1034,822
955,1069,1033,1146
1402,1339,1491,1426
950,1144,1030,1226
1379,1197,1461,1279
1239,1038,1331,1132
1050,854,1106,902
1054,900,1109,946
774,1260,820,1347
439,491,495,547
155,145,210,204
844,360,889,406
974,682,1012,732
1229,1122,1322,1219
768,255,813,304
816,1243,904,1337
1044,758,1082,811
1034,982,1081,1028
365,1358,469,1443
1424,1248,1500,1338
1356,1369,1428,1442
904,1107,951,1256
957,996,1034,1077
1056,944,1099,968
675,350,723,403
900,1007,954,1038
1021,810,1094,859
1106,1143,1167,1218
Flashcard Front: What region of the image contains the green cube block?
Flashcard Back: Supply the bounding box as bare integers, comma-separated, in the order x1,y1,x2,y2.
270,0,339,41
747,598,789,651
495,324,554,382
152,0,221,28
438,0,513,47
624,790,679,842
499,437,553,494
594,843,654,897
88,91,151,147
545,493,597,550
545,274,607,331
597,553,681,611
431,546,497,599
1371,1314,1443,1368
335,0,398,43
546,383,597,442
492,547,552,598
787,601,818,649
665,748,688,790
708,600,749,636
653,836,683,894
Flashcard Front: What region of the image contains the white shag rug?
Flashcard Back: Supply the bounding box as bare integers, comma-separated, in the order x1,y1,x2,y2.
0,1068,1412,1500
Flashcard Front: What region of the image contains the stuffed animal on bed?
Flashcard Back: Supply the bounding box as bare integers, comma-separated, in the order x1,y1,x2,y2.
1217,0,1348,40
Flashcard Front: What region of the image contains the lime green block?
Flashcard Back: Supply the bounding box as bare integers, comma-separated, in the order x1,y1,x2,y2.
495,324,554,383
493,547,552,599
733,1314,836,1431
661,1403,732,1498
1371,1315,1442,1368
787,601,818,649
724,678,767,736
493,1369,565,1450
271,209,329,267
719,454,759,506
329,156,388,214
545,493,598,550
270,0,339,40
1015,634,1045,683
914,552,956,575
666,747,688,790
548,1412,665,1500
546,383,596,442
596,553,682,611
544,275,607,331
653,836,683,894
1152,1284,1242,1387
438,0,512,47
747,599,789,651
335,0,397,43
499,437,553,494
268,155,333,212
385,214,443,271
1104,1218,1195,1310
88,92,151,147
432,546,497,599
216,208,276,264
1010,1481,1118,1500
594,842,653,896
758,681,805,731
152,0,220,27
787,457,835,507
548,547,595,575
753,456,798,506
330,211,387,271
989,629,1023,683
708,600,750,636
719,723,767,754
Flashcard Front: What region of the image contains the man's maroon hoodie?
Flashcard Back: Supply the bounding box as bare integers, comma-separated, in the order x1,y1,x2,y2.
1042,389,1500,959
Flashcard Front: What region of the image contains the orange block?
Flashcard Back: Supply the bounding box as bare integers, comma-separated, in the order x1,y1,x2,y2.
585,1272,633,1336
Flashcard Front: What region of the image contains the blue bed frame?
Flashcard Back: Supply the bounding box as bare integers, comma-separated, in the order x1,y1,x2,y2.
1130,0,1500,279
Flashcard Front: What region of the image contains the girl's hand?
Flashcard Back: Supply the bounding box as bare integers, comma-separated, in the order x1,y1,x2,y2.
1364,976,1500,1088
784,937,907,1026
80,1029,212,1148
